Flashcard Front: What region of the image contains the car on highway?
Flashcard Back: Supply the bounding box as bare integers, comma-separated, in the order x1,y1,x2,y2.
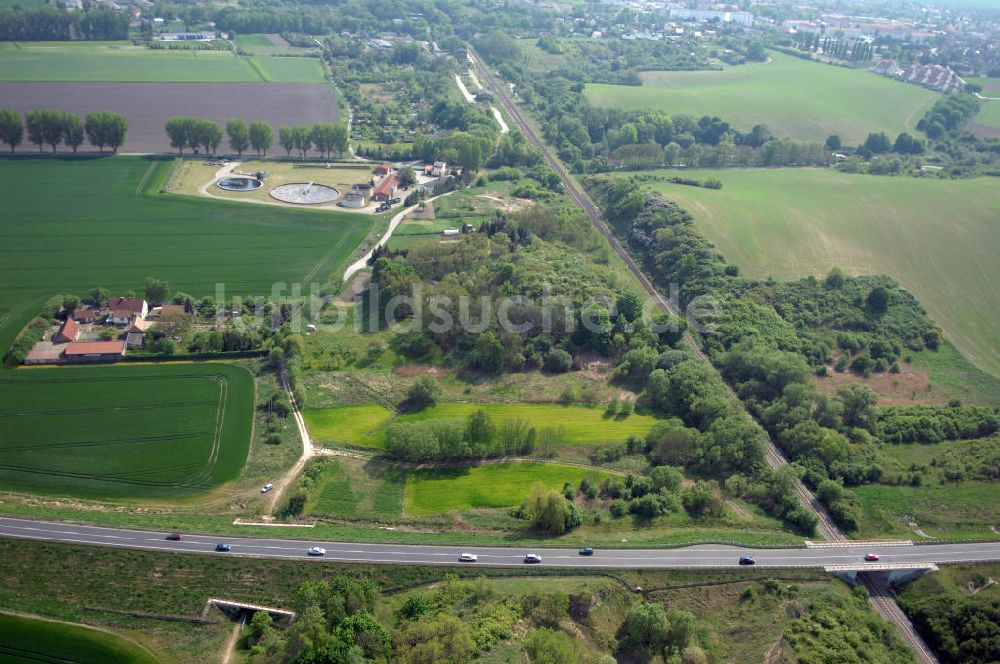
738,555,756,566
524,553,542,564
215,543,231,552
165,532,181,541
459,553,478,562
308,547,326,556
261,483,274,493
865,552,880,561
579,547,594,556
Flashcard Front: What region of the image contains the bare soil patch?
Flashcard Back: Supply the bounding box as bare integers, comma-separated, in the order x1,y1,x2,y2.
392,364,444,378
475,193,531,213
337,271,370,305
968,122,1000,138
811,361,946,406
406,201,436,220
265,34,291,47
0,82,338,153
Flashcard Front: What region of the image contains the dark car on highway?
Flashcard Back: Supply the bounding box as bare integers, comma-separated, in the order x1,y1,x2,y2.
579,547,594,556
215,543,231,552
739,555,756,565
166,533,181,541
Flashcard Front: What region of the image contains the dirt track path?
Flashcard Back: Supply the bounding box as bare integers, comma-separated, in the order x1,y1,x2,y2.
219,615,244,664
342,190,456,282
264,371,315,515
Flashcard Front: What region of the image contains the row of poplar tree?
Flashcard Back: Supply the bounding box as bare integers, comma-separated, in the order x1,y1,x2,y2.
0,108,127,154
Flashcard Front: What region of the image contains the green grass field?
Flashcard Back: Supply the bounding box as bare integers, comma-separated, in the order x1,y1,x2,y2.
0,612,159,664
585,52,939,144
404,462,613,515
0,41,323,83
303,404,395,447
304,402,659,448
233,34,276,48
643,168,1000,379
853,480,1000,541
0,363,252,499
304,457,405,519
0,157,374,357
970,99,1000,132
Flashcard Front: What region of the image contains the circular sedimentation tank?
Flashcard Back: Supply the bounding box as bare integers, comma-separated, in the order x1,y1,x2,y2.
270,181,340,205
216,176,263,191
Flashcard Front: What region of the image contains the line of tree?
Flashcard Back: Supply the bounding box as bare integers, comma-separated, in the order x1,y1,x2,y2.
276,122,349,159
224,118,274,157
383,409,538,462
0,6,129,41
0,108,127,154
164,116,223,155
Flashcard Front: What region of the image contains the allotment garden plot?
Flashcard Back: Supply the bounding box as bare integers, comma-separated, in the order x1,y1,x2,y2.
0,82,338,152
0,363,252,500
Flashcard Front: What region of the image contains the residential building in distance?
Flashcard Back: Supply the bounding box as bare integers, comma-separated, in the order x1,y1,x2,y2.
871,60,965,94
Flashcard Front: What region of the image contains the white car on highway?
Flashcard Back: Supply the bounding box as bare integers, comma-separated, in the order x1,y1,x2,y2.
308,547,326,556
459,553,478,562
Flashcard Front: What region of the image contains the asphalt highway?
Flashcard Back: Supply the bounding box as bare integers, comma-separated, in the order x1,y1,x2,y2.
2,518,999,569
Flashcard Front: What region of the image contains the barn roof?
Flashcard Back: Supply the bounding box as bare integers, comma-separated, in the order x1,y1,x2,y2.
64,341,125,356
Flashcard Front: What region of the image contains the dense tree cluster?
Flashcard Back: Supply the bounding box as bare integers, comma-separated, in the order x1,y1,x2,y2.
369,205,680,375
165,116,223,155
0,6,128,41
784,589,918,663
589,180,995,530
245,576,388,662
878,405,999,444
475,32,831,173
620,602,697,662
384,409,537,462
900,593,1000,664
518,482,581,534
917,95,981,140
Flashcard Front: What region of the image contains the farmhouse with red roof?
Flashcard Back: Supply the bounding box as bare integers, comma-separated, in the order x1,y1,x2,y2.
53,319,80,344
64,340,126,363
107,297,148,325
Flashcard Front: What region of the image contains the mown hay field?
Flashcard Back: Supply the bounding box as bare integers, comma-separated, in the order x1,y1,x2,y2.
0,363,253,499
643,168,1000,378
585,52,939,144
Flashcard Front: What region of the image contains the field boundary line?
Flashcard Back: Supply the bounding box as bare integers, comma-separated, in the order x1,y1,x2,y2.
244,56,269,83
134,160,158,197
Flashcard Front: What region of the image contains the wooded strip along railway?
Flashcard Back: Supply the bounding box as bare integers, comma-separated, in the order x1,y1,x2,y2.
469,51,843,542
469,50,937,663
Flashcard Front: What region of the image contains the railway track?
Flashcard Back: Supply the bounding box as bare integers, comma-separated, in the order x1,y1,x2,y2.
473,51,844,540
861,573,939,663
472,51,935,661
